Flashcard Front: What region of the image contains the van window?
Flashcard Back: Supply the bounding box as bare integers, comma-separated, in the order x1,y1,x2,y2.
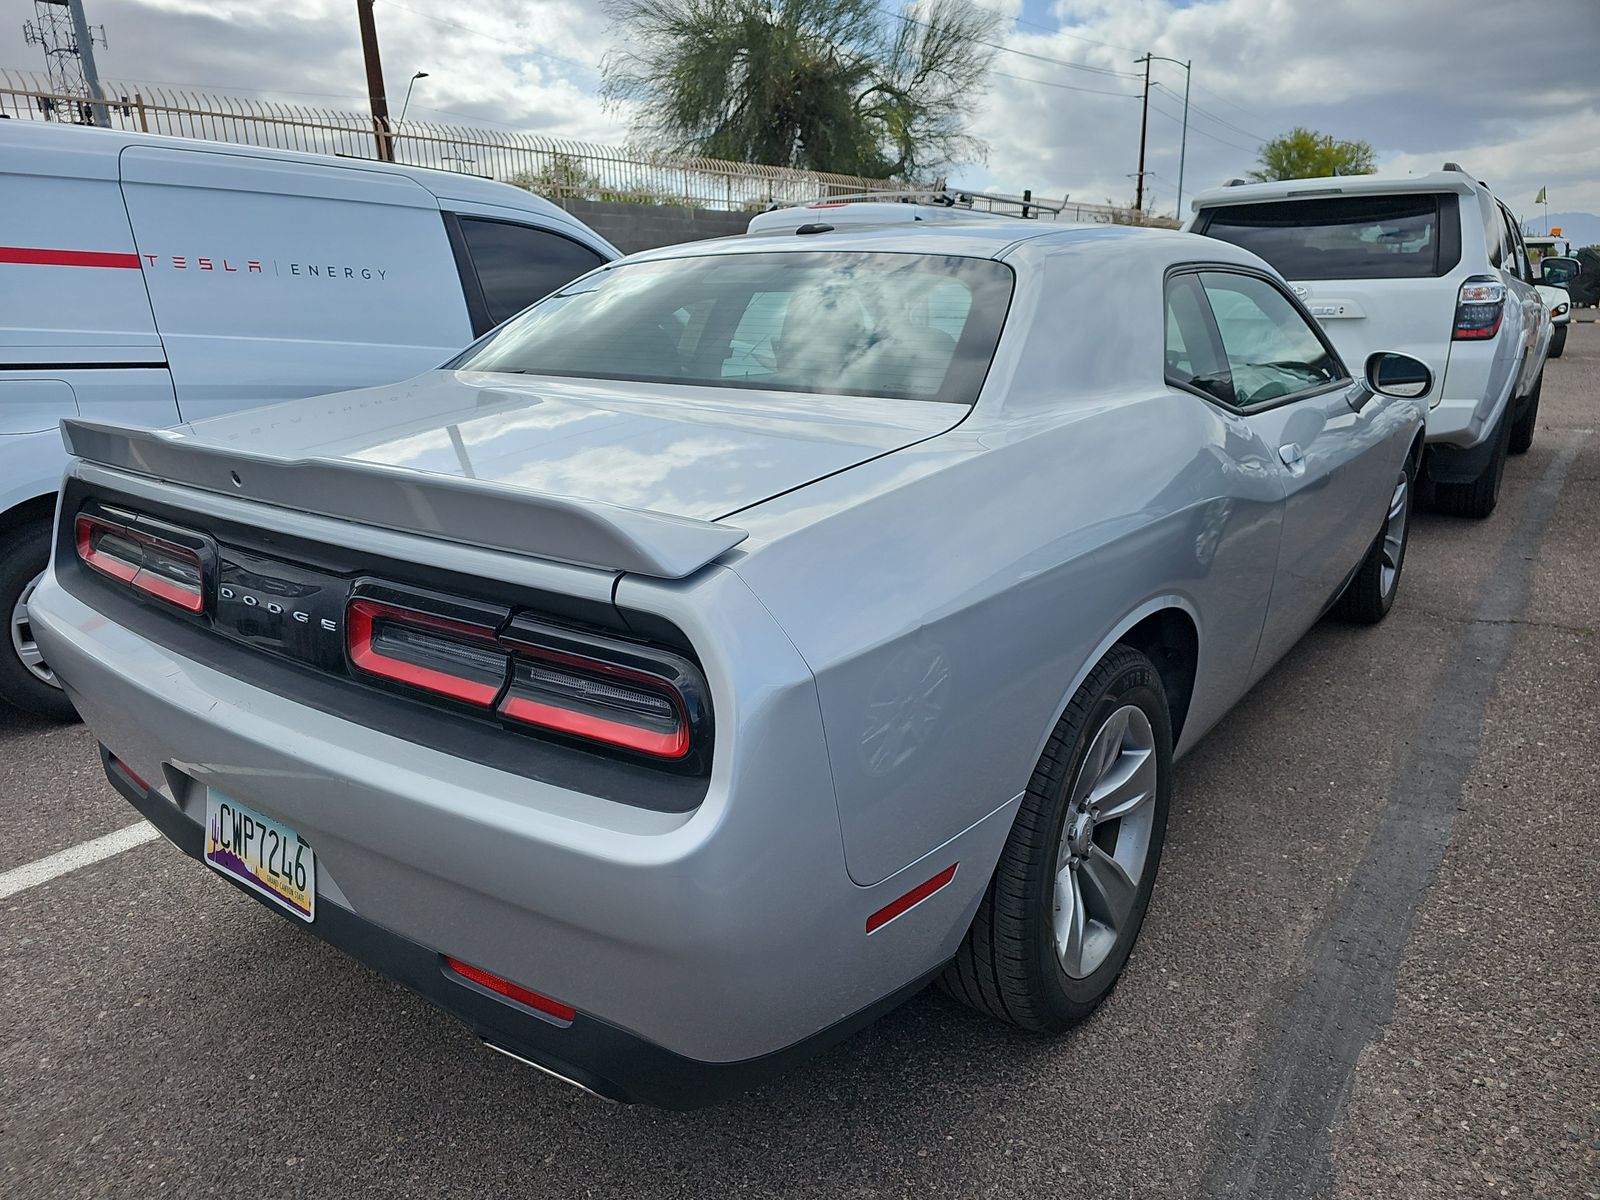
1198,194,1459,280
457,219,607,325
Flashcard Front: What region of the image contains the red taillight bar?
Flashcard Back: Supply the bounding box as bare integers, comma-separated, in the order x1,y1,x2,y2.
443,956,576,1023
345,598,507,706
499,693,690,759
75,513,205,613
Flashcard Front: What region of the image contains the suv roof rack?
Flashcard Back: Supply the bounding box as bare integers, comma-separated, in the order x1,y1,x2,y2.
768,188,1067,219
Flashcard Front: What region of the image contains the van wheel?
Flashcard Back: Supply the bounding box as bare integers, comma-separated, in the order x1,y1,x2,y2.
1433,405,1511,519
1509,372,1542,455
941,645,1171,1031
1336,455,1413,624
0,524,78,721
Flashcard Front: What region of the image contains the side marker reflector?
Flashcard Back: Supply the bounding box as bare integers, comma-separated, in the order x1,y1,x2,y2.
866,863,958,934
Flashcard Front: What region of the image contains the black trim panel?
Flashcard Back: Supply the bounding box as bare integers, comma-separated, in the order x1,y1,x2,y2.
101,747,943,1110
0,361,169,371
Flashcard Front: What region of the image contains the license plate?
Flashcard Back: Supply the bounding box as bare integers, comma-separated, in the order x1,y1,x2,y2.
204,791,315,921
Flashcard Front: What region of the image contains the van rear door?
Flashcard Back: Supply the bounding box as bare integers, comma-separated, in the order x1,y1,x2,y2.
1192,191,1465,387
117,146,475,423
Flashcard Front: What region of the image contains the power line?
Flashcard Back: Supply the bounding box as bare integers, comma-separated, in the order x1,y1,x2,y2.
1147,98,1258,154
1151,81,1264,142
1006,11,1142,54
878,3,1142,80
990,69,1141,99
1187,76,1265,121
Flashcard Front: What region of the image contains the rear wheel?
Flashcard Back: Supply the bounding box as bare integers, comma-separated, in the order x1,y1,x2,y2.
1433,403,1511,519
942,645,1172,1031
0,523,78,721
1335,455,1413,624
1509,372,1542,455
1548,325,1566,359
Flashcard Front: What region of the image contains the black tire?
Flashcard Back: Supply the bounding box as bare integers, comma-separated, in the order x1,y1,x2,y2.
1509,371,1542,455
1335,452,1415,624
0,523,78,721
1433,402,1511,519
941,645,1172,1032
1548,325,1566,359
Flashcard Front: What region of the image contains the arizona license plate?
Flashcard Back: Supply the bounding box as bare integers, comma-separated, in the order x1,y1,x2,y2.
204,790,315,921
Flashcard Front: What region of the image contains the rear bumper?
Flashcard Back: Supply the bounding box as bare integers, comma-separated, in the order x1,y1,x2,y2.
102,746,940,1108
32,568,1014,1103
1429,336,1516,451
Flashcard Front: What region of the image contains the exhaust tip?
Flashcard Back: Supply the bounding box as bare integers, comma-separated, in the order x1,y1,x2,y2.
482,1042,619,1104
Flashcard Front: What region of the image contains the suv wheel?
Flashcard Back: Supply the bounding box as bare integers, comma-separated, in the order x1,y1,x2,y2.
1433,403,1511,519
942,645,1172,1031
1509,372,1543,455
1548,325,1566,359
0,524,78,721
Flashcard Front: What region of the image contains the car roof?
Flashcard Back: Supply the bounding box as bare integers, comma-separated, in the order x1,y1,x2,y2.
0,118,577,226
1188,169,1484,216
619,219,1201,266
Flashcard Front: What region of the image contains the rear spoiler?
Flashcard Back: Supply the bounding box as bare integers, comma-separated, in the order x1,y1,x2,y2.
61,420,748,580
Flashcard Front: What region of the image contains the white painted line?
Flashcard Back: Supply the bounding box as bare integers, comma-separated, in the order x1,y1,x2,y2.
0,822,160,900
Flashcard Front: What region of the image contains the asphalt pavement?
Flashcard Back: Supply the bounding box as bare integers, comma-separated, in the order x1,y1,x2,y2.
2,326,1596,1199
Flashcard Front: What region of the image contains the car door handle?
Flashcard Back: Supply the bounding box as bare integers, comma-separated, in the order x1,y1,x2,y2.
1279,443,1306,474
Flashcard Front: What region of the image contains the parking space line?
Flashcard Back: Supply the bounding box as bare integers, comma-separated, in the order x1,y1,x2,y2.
0,822,160,900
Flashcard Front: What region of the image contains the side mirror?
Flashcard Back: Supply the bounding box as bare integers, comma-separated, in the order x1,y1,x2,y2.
1365,352,1432,400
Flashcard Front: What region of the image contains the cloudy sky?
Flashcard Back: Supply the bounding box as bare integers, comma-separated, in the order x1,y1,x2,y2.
11,0,1598,224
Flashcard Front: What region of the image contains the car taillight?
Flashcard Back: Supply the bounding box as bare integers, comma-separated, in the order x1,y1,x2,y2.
75,513,205,613
343,593,710,765
346,597,508,706
1453,276,1506,340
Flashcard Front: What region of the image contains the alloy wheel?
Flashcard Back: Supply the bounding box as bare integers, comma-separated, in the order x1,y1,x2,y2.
1380,471,1410,598
10,571,58,688
1052,704,1158,979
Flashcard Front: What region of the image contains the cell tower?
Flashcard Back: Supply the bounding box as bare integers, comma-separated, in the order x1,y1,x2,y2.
22,0,110,126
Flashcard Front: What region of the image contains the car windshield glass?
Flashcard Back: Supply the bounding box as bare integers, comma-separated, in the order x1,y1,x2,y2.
453,251,1014,405
1201,194,1448,280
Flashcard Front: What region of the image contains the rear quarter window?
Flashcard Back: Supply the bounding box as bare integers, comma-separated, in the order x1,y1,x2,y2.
1196,193,1461,280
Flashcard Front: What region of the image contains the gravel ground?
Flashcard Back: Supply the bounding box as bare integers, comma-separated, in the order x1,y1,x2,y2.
2,325,1596,1199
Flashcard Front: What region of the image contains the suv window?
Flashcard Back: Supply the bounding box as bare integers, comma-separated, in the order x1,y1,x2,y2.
1197,194,1460,280
1198,272,1344,406
457,218,608,326
1482,200,1506,270
1499,206,1531,282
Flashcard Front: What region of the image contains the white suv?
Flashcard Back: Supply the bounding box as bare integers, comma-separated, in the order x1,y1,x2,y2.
1188,165,1550,518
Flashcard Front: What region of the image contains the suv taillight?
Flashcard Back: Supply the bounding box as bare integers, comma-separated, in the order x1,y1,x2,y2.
75,513,205,613
344,589,708,765
1453,276,1506,340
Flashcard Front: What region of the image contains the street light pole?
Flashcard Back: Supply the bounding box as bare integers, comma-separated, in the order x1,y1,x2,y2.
1137,53,1193,221
399,71,428,126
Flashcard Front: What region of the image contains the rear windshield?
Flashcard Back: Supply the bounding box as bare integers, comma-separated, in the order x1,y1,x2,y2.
452,251,1014,405
1198,194,1459,280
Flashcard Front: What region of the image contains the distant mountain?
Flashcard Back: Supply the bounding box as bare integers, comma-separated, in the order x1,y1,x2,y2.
1526,211,1600,250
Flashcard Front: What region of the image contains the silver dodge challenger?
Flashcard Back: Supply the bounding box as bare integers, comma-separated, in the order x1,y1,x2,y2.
30,221,1430,1107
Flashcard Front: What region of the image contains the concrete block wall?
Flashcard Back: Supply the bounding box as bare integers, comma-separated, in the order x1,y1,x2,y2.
552,199,753,253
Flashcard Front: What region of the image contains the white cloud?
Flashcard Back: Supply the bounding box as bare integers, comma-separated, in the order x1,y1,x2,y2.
13,0,1598,217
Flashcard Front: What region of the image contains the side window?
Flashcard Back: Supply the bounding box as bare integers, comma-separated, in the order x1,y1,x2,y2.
456,219,608,327
1483,201,1506,269
1500,207,1530,282
1165,273,1234,405
1198,272,1344,407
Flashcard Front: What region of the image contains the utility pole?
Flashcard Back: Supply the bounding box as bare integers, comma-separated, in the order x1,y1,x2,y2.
356,0,393,162
1136,52,1194,220
22,0,109,126
1134,53,1151,212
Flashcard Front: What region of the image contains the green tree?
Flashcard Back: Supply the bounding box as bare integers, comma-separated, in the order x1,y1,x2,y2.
601,0,999,178
1248,127,1376,182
